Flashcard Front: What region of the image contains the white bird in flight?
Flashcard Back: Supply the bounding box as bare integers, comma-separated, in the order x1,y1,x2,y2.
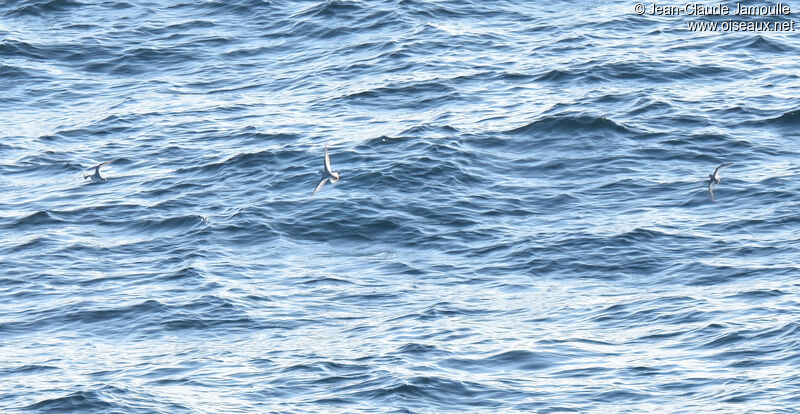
313,146,340,195
84,161,112,181
707,162,732,201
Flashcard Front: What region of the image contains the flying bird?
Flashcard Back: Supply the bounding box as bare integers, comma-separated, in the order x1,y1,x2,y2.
84,161,112,181
313,146,340,195
707,163,732,201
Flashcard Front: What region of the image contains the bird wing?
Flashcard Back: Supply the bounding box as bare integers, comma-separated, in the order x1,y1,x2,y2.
323,146,332,175
708,181,715,201
93,161,112,173
313,178,329,195
713,163,732,176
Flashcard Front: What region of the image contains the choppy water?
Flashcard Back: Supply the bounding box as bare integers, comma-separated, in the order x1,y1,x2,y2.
3,0,800,412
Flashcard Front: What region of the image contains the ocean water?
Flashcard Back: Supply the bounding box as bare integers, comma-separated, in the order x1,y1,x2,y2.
2,0,800,412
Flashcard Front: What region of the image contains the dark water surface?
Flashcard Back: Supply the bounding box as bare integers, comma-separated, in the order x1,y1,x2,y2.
2,0,800,412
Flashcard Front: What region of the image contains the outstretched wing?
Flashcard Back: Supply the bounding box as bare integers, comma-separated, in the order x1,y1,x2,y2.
313,178,329,195
323,146,332,175
93,160,112,174
713,163,732,176
708,181,715,201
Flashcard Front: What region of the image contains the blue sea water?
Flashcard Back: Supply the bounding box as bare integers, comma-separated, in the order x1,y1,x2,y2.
2,0,800,412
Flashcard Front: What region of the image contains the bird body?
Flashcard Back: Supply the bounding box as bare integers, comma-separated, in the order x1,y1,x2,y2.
84,161,111,181
709,163,731,185
707,163,732,201
313,146,340,195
